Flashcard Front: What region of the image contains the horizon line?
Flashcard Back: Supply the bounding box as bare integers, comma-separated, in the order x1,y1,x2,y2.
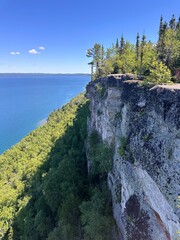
0,72,90,75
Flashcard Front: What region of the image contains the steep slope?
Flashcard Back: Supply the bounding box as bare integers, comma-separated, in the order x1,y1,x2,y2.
0,93,116,240
0,94,89,239
86,74,180,240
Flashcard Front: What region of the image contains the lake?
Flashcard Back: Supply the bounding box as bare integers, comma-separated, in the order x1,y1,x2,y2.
0,74,90,154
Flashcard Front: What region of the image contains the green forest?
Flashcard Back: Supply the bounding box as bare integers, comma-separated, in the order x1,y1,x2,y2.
0,94,116,240
87,15,180,84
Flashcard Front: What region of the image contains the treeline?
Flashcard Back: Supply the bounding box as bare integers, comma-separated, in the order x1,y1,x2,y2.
0,94,117,240
87,15,180,84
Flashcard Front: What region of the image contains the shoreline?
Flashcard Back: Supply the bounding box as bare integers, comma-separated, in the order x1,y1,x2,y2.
37,118,47,127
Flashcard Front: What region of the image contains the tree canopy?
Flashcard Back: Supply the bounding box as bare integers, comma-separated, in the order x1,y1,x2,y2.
87,15,180,84
0,94,116,240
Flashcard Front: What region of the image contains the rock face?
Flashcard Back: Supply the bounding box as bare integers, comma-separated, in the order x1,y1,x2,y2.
86,74,180,240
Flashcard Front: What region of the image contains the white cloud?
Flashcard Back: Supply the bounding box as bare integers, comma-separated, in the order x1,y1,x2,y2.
38,46,45,50
28,49,40,54
10,51,20,55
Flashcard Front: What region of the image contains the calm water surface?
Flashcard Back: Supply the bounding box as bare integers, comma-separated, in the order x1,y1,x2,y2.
0,74,90,154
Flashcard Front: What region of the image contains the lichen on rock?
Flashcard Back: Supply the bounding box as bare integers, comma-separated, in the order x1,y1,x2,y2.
86,74,180,240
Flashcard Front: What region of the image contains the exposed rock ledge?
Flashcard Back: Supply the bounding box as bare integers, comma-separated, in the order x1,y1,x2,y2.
86,74,180,240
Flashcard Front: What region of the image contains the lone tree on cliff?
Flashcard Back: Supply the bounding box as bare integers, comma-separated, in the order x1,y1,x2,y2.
86,43,103,80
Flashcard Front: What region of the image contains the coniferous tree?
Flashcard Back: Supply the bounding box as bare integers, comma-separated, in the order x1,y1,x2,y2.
157,16,179,73
86,15,179,81
169,14,176,30
86,43,102,70
120,35,125,55
157,20,168,63
176,17,180,30
139,34,146,76
136,33,140,61
162,21,168,35
157,16,165,61
158,15,164,42
86,43,102,79
115,38,119,49
101,45,105,65
140,34,146,65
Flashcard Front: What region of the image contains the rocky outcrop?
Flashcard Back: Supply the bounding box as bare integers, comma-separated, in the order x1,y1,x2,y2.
86,74,180,240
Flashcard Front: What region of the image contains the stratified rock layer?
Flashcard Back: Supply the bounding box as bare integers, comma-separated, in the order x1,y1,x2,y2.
86,74,180,240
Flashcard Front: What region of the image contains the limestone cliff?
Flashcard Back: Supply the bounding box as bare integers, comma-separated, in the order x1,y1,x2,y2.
86,74,180,240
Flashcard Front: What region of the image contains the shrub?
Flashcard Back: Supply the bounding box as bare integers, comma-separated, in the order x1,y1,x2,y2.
144,61,172,85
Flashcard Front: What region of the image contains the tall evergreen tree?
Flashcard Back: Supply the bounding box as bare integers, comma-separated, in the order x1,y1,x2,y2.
115,38,119,49
176,17,180,28
136,33,140,61
157,20,168,63
139,34,146,76
158,15,164,42
101,45,105,64
163,21,168,33
169,14,176,30
140,34,146,65
120,35,125,55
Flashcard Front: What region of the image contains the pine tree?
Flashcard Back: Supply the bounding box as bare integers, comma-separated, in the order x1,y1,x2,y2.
136,33,140,61
140,34,146,65
169,14,176,30
163,21,168,33
139,34,146,77
120,35,125,55
176,16,180,34
86,43,102,80
101,45,105,64
157,19,168,63
86,43,102,70
158,15,164,42
115,38,119,49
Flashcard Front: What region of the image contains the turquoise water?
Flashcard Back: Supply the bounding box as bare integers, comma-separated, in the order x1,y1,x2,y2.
0,74,90,154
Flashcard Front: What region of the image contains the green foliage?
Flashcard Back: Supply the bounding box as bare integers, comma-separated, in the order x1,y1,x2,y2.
120,35,125,55
80,186,114,240
80,130,117,239
0,93,117,240
138,41,158,75
136,33,140,61
86,43,104,79
157,15,180,75
95,83,106,97
119,137,129,157
117,42,136,74
87,15,180,83
144,61,172,85
0,94,89,239
88,130,113,176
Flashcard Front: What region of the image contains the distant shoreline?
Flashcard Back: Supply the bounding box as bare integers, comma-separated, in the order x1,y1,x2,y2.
0,74,90,154
0,73,90,76
37,118,48,127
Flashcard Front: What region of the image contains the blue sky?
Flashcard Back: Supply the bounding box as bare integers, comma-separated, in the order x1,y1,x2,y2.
0,0,179,73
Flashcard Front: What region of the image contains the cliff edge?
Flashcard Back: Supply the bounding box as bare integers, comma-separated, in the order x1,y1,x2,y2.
86,74,180,240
